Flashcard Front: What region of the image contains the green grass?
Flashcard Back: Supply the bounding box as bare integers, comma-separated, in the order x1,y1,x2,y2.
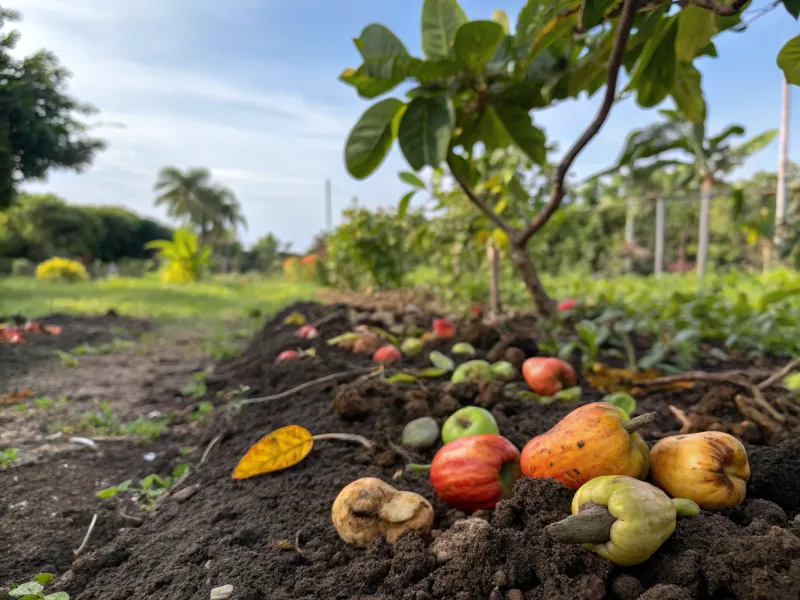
0,275,319,320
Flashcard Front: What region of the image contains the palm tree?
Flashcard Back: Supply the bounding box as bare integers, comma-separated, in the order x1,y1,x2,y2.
609,110,777,278
202,185,247,247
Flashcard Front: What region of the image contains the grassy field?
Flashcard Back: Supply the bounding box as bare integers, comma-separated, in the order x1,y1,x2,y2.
0,275,320,320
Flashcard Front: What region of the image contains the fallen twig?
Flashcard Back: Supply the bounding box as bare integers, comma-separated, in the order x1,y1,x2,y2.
309,310,346,328
201,432,224,465
387,441,418,464
118,509,144,525
668,405,691,434
637,371,785,423
757,357,800,390
734,394,780,432
74,513,98,557
240,367,378,406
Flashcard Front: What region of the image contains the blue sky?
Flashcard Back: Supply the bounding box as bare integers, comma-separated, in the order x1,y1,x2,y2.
13,0,799,250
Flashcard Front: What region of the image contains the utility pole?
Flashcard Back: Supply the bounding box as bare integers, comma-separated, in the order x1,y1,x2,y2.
654,197,665,277
325,178,333,232
774,77,790,264
624,198,635,273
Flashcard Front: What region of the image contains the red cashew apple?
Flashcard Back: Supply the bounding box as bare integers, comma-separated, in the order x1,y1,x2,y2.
297,325,319,339
557,298,577,312
429,434,521,511
432,318,456,339
522,357,576,395
276,350,300,363
373,345,402,365
469,304,484,318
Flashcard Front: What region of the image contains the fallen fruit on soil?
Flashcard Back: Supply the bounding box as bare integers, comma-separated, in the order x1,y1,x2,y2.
331,477,433,547
402,416,440,449
489,360,517,381
353,334,381,355
428,434,520,511
297,324,319,339
451,359,491,383
522,357,576,395
672,497,701,516
429,350,456,371
276,349,301,363
400,337,423,356
649,431,750,510
557,298,577,312
451,342,477,356
373,345,402,365
442,406,499,443
520,402,653,490
282,311,306,325
546,475,677,566
432,318,456,339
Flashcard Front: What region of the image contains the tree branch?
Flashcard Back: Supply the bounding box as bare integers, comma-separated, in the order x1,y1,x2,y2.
517,0,639,246
687,0,749,16
447,156,514,235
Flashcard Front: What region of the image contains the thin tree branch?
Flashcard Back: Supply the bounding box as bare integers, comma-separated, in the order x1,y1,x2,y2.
447,156,514,235
687,0,749,16
518,0,639,245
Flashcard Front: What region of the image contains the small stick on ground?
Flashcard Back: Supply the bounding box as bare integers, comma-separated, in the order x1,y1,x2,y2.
309,310,346,328
118,509,144,525
637,372,785,423
734,394,780,432
74,513,98,557
757,357,800,390
668,405,692,434
201,432,224,464
387,441,419,464
294,525,307,555
241,367,378,406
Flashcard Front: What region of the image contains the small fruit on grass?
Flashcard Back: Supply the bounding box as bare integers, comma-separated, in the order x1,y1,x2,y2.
374,345,402,365
489,361,517,381
276,350,300,363
353,334,381,355
432,318,456,339
297,324,319,339
332,477,433,547
649,431,750,510
442,406,499,443
520,402,653,490
451,342,477,356
546,475,677,566
428,434,520,511
557,298,577,312
451,360,491,383
522,357,576,395
402,417,440,449
401,338,424,356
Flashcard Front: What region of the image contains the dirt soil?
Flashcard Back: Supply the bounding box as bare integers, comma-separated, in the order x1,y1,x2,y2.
3,302,800,600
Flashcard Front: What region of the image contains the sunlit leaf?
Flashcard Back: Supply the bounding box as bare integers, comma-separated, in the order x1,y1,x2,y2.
387,373,417,384
429,350,455,371
398,191,415,218
675,6,717,62
580,0,620,30
9,582,43,597
399,171,426,189
421,0,467,60
354,24,410,59
398,97,454,170
345,99,406,179
583,363,693,395
602,392,637,416
626,15,679,108
452,20,505,72
232,425,314,479
414,367,449,378
777,35,800,85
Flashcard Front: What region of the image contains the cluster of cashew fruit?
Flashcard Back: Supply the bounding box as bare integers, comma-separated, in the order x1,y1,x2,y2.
332,400,750,567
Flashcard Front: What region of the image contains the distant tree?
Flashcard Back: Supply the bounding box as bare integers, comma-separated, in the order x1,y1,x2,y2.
204,185,247,247
244,232,289,273
83,205,173,262
0,7,105,209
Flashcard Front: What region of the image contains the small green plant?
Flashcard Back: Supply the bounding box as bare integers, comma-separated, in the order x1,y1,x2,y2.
71,339,135,356
179,447,194,456
97,464,190,510
181,368,212,398
56,351,79,368
0,447,20,468
145,228,212,284
187,401,214,425
80,400,119,432
7,573,68,599
122,416,169,442
34,397,55,409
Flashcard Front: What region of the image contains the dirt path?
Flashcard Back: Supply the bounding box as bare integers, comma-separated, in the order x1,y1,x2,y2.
0,314,216,586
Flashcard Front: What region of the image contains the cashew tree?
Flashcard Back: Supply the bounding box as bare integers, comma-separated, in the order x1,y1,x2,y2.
341,0,800,316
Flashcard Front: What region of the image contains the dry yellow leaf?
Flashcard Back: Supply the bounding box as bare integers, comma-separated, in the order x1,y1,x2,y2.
583,363,694,396
232,424,314,479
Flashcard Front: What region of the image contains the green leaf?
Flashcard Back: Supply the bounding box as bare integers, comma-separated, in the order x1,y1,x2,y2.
387,372,416,384
453,21,505,72
354,24,409,59
44,593,69,600
398,97,454,170
671,62,706,123
580,0,619,30
414,367,449,378
527,11,579,62
360,56,462,84
398,191,415,218
429,350,456,371
478,106,513,150
777,35,800,86
627,15,679,108
494,106,547,165
339,68,398,99
782,0,800,19
33,575,54,585
345,98,406,179
421,0,467,60
492,9,510,33
447,151,480,187
399,171,426,189
9,582,44,597
603,392,637,416
675,6,717,62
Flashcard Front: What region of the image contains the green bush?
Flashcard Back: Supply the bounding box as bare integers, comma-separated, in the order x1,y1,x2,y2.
11,258,33,276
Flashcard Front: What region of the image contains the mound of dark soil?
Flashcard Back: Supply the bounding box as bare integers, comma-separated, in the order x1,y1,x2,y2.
25,303,800,599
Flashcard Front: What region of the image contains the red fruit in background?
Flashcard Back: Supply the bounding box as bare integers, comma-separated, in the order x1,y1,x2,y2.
429,434,521,511
522,357,576,395
297,325,319,339
353,334,381,355
557,298,577,312
373,345,401,365
1,328,24,343
22,320,42,333
469,304,484,318
432,318,456,339
276,350,300,363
